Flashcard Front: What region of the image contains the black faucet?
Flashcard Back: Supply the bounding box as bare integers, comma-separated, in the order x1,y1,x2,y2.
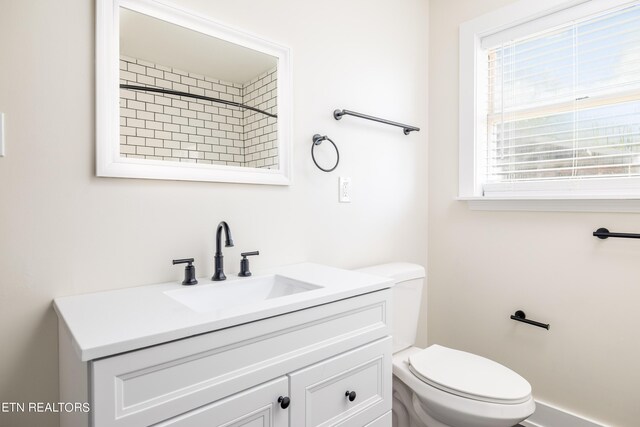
212,221,234,281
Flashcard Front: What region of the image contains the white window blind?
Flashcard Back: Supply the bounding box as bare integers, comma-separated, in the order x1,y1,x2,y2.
482,2,640,194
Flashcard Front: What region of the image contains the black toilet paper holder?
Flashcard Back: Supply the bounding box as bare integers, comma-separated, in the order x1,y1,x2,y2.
510,310,550,330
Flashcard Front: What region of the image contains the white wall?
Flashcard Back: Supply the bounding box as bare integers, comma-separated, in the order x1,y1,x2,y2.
427,1,640,426
0,1,428,425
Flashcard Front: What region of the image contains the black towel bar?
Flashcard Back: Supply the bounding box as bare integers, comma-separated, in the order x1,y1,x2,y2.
333,109,420,135
593,227,640,240
510,310,549,330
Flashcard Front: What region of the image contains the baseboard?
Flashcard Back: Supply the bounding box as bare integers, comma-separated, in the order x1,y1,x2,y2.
521,401,606,427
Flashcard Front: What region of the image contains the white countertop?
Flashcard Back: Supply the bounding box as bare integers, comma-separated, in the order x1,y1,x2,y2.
53,263,392,361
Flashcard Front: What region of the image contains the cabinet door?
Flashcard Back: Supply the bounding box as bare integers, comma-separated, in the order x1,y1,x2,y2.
153,377,289,427
289,337,391,427
364,411,392,427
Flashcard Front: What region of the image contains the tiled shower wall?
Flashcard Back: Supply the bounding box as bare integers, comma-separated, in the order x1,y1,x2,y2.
243,68,278,168
119,56,277,168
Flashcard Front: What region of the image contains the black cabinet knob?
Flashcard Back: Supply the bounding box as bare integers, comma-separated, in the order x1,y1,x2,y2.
345,390,357,402
278,396,290,409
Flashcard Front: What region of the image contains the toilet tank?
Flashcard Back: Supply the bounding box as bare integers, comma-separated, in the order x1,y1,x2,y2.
356,263,425,353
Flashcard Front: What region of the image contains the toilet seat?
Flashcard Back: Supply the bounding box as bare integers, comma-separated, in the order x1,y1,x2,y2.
408,345,531,404
393,347,535,427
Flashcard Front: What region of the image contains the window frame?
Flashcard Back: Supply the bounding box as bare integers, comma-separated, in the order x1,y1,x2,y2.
458,0,640,211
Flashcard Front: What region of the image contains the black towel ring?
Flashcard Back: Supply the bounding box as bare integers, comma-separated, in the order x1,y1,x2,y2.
311,134,339,172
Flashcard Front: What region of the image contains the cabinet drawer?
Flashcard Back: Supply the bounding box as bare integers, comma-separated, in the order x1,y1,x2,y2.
289,337,392,427
363,411,391,427
91,290,390,427
154,377,288,427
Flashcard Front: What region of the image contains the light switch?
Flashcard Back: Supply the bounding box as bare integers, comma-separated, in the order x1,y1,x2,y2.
0,113,4,157
339,176,352,203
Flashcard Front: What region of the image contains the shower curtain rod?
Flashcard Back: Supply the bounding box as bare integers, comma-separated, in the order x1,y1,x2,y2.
120,84,277,119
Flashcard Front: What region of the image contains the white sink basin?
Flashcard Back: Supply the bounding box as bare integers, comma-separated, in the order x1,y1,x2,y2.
164,274,322,313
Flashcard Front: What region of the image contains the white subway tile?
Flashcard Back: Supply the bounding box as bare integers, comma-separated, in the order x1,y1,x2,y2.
127,118,145,128
164,72,180,83
120,89,136,100
155,147,172,157
120,144,136,154
137,146,154,156
189,87,205,96
173,82,188,92
181,76,197,86
137,75,155,86
136,110,154,121
127,100,145,110
154,95,172,106
120,70,137,82
197,111,212,121
155,130,171,139
155,79,172,89
147,67,163,78
164,106,180,116
172,99,188,109
188,134,204,143
188,118,204,128
188,102,204,112
155,113,171,123
145,121,163,130
136,92,155,103
120,126,136,136
180,125,196,134
120,108,135,118
197,80,212,90
181,109,197,119
136,128,154,138
163,123,180,132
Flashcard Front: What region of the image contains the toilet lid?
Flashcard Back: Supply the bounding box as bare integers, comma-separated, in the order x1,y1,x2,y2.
408,345,532,404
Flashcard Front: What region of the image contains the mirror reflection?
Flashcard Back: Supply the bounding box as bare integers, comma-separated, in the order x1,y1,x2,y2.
119,8,279,169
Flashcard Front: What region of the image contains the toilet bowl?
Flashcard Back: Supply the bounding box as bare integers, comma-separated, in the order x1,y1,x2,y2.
357,263,535,427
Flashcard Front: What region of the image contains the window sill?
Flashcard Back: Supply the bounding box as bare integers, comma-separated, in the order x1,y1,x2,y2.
457,196,640,213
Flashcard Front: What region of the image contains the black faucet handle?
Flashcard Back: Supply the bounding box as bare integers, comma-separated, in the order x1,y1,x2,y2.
172,258,198,286
240,251,260,258
239,251,259,277
173,258,194,265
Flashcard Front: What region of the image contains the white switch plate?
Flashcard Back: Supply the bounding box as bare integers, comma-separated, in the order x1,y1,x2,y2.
339,176,352,203
0,113,4,157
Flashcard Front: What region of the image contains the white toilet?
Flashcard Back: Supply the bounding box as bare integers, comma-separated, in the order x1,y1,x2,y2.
358,263,535,427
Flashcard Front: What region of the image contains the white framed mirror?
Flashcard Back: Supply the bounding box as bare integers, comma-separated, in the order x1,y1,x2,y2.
96,0,292,185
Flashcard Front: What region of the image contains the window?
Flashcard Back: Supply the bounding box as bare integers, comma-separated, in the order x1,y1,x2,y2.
460,0,640,204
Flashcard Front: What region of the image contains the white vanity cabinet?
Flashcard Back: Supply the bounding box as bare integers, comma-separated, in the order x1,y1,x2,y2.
59,289,392,427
